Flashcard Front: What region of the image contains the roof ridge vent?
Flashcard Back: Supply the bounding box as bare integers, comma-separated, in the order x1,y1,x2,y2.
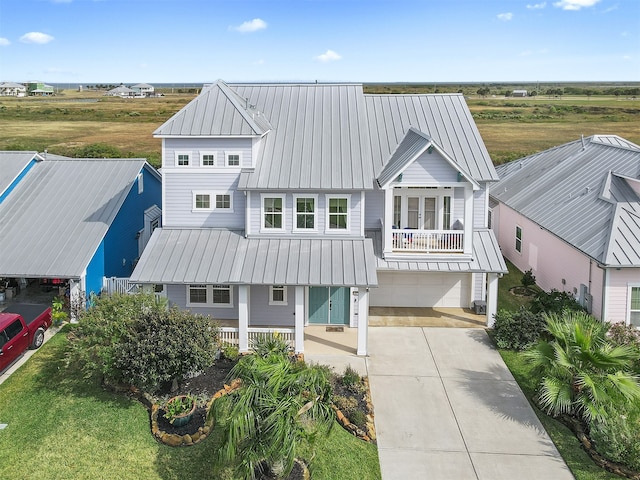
581,134,586,150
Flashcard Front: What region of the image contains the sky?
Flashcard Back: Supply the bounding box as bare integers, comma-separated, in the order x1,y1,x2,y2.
0,0,638,84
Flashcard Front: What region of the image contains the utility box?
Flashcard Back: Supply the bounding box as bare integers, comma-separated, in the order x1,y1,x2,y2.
473,300,486,315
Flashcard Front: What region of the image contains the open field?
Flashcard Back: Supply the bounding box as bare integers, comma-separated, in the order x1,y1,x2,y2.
1,87,639,167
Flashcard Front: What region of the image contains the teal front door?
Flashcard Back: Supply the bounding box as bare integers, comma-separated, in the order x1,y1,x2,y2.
308,287,350,325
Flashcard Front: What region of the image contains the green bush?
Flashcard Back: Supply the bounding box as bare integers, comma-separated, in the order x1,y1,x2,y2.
521,269,536,288
608,323,640,374
492,307,547,350
590,403,640,471
67,293,219,391
529,289,585,315
113,308,218,391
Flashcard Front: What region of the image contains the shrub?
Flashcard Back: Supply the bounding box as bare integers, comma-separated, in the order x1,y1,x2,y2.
67,293,219,391
341,365,361,389
333,395,358,416
590,403,640,471
492,307,547,350
608,323,640,374
529,289,585,315
113,308,219,391
521,269,536,288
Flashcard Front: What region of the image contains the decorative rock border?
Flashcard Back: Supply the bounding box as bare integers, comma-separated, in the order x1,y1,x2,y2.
332,377,376,443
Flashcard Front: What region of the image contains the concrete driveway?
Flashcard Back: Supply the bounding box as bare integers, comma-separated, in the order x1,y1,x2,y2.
307,327,575,480
367,327,574,480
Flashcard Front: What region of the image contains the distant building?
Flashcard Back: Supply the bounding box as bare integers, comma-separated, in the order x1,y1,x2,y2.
131,83,155,96
26,81,54,96
512,90,528,97
105,85,136,97
0,82,27,97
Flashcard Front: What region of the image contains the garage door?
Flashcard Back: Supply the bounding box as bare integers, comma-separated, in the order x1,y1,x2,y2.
370,272,471,308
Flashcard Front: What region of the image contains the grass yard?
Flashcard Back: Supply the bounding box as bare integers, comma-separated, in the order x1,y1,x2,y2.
0,331,380,480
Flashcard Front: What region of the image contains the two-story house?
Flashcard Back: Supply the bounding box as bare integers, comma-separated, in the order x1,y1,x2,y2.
130,81,507,355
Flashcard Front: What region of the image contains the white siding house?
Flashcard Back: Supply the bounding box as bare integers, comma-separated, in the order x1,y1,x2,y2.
131,81,507,354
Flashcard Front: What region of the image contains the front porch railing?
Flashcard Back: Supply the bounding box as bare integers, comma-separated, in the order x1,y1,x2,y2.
219,327,296,349
392,229,463,253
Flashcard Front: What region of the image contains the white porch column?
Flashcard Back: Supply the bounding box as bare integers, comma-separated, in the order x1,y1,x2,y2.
486,273,499,328
357,287,369,356
383,187,393,257
463,186,474,254
294,286,305,354
238,285,249,352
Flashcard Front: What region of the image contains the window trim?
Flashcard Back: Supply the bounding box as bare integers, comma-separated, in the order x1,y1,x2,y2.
269,285,288,306
192,191,234,212
225,151,242,167
261,194,286,232
515,225,523,253
200,151,217,167
293,194,318,232
628,284,640,327
325,194,351,233
175,151,191,167
186,284,234,308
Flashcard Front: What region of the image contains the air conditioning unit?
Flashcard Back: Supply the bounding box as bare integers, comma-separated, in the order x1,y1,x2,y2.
473,300,487,315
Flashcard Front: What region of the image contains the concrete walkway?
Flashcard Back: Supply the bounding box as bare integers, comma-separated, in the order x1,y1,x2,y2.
307,327,575,480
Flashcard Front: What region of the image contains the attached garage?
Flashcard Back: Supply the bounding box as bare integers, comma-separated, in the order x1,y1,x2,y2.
370,272,471,308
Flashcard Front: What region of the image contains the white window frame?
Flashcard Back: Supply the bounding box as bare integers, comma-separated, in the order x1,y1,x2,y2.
293,194,318,232
628,285,640,327
192,191,233,212
325,194,351,232
515,225,523,253
186,284,233,307
225,151,242,167
175,151,191,167
269,285,288,306
200,151,217,167
261,194,286,232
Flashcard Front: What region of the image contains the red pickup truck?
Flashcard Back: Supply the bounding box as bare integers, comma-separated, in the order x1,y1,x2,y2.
0,304,52,372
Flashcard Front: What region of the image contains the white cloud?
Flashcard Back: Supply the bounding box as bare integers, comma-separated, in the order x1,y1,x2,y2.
497,12,513,21
0,37,10,46
526,2,547,9
553,0,600,11
314,50,342,62
254,59,265,65
230,18,267,33
20,32,54,44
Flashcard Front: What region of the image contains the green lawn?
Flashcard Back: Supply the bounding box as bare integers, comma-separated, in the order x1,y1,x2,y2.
0,330,380,480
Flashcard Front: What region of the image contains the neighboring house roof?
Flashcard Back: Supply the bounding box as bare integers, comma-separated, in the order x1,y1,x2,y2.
0,157,153,278
130,228,378,287
0,82,26,89
132,83,153,89
107,85,135,95
492,135,640,267
0,151,41,198
366,229,507,273
364,93,498,182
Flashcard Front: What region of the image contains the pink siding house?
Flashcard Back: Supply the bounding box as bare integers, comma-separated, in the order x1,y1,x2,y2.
490,135,640,327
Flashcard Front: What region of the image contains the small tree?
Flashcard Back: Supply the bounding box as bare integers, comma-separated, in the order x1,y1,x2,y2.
214,334,334,479
521,269,536,288
525,312,640,422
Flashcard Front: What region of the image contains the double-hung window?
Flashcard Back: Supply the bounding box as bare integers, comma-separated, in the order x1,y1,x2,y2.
269,285,288,305
327,195,349,231
193,192,233,212
629,286,640,327
201,152,216,166
515,226,523,253
176,152,190,166
294,196,316,230
226,152,241,167
194,193,211,210
187,284,233,307
262,195,284,230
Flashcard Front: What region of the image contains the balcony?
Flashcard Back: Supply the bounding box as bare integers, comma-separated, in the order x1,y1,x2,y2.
392,229,463,253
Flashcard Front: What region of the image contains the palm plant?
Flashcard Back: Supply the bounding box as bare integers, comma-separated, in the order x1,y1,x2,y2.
525,311,640,422
213,334,334,479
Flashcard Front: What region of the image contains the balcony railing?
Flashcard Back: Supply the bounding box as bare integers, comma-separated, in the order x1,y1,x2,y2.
219,327,296,349
392,229,463,253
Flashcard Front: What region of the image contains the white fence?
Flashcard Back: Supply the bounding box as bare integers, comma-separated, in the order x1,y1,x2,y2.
219,327,296,349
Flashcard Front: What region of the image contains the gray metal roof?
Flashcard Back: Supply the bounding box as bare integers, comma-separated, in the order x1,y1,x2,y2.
234,83,375,190
492,135,640,267
154,80,270,137
0,157,151,278
364,93,499,182
130,228,378,286
365,229,507,273
0,151,40,197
